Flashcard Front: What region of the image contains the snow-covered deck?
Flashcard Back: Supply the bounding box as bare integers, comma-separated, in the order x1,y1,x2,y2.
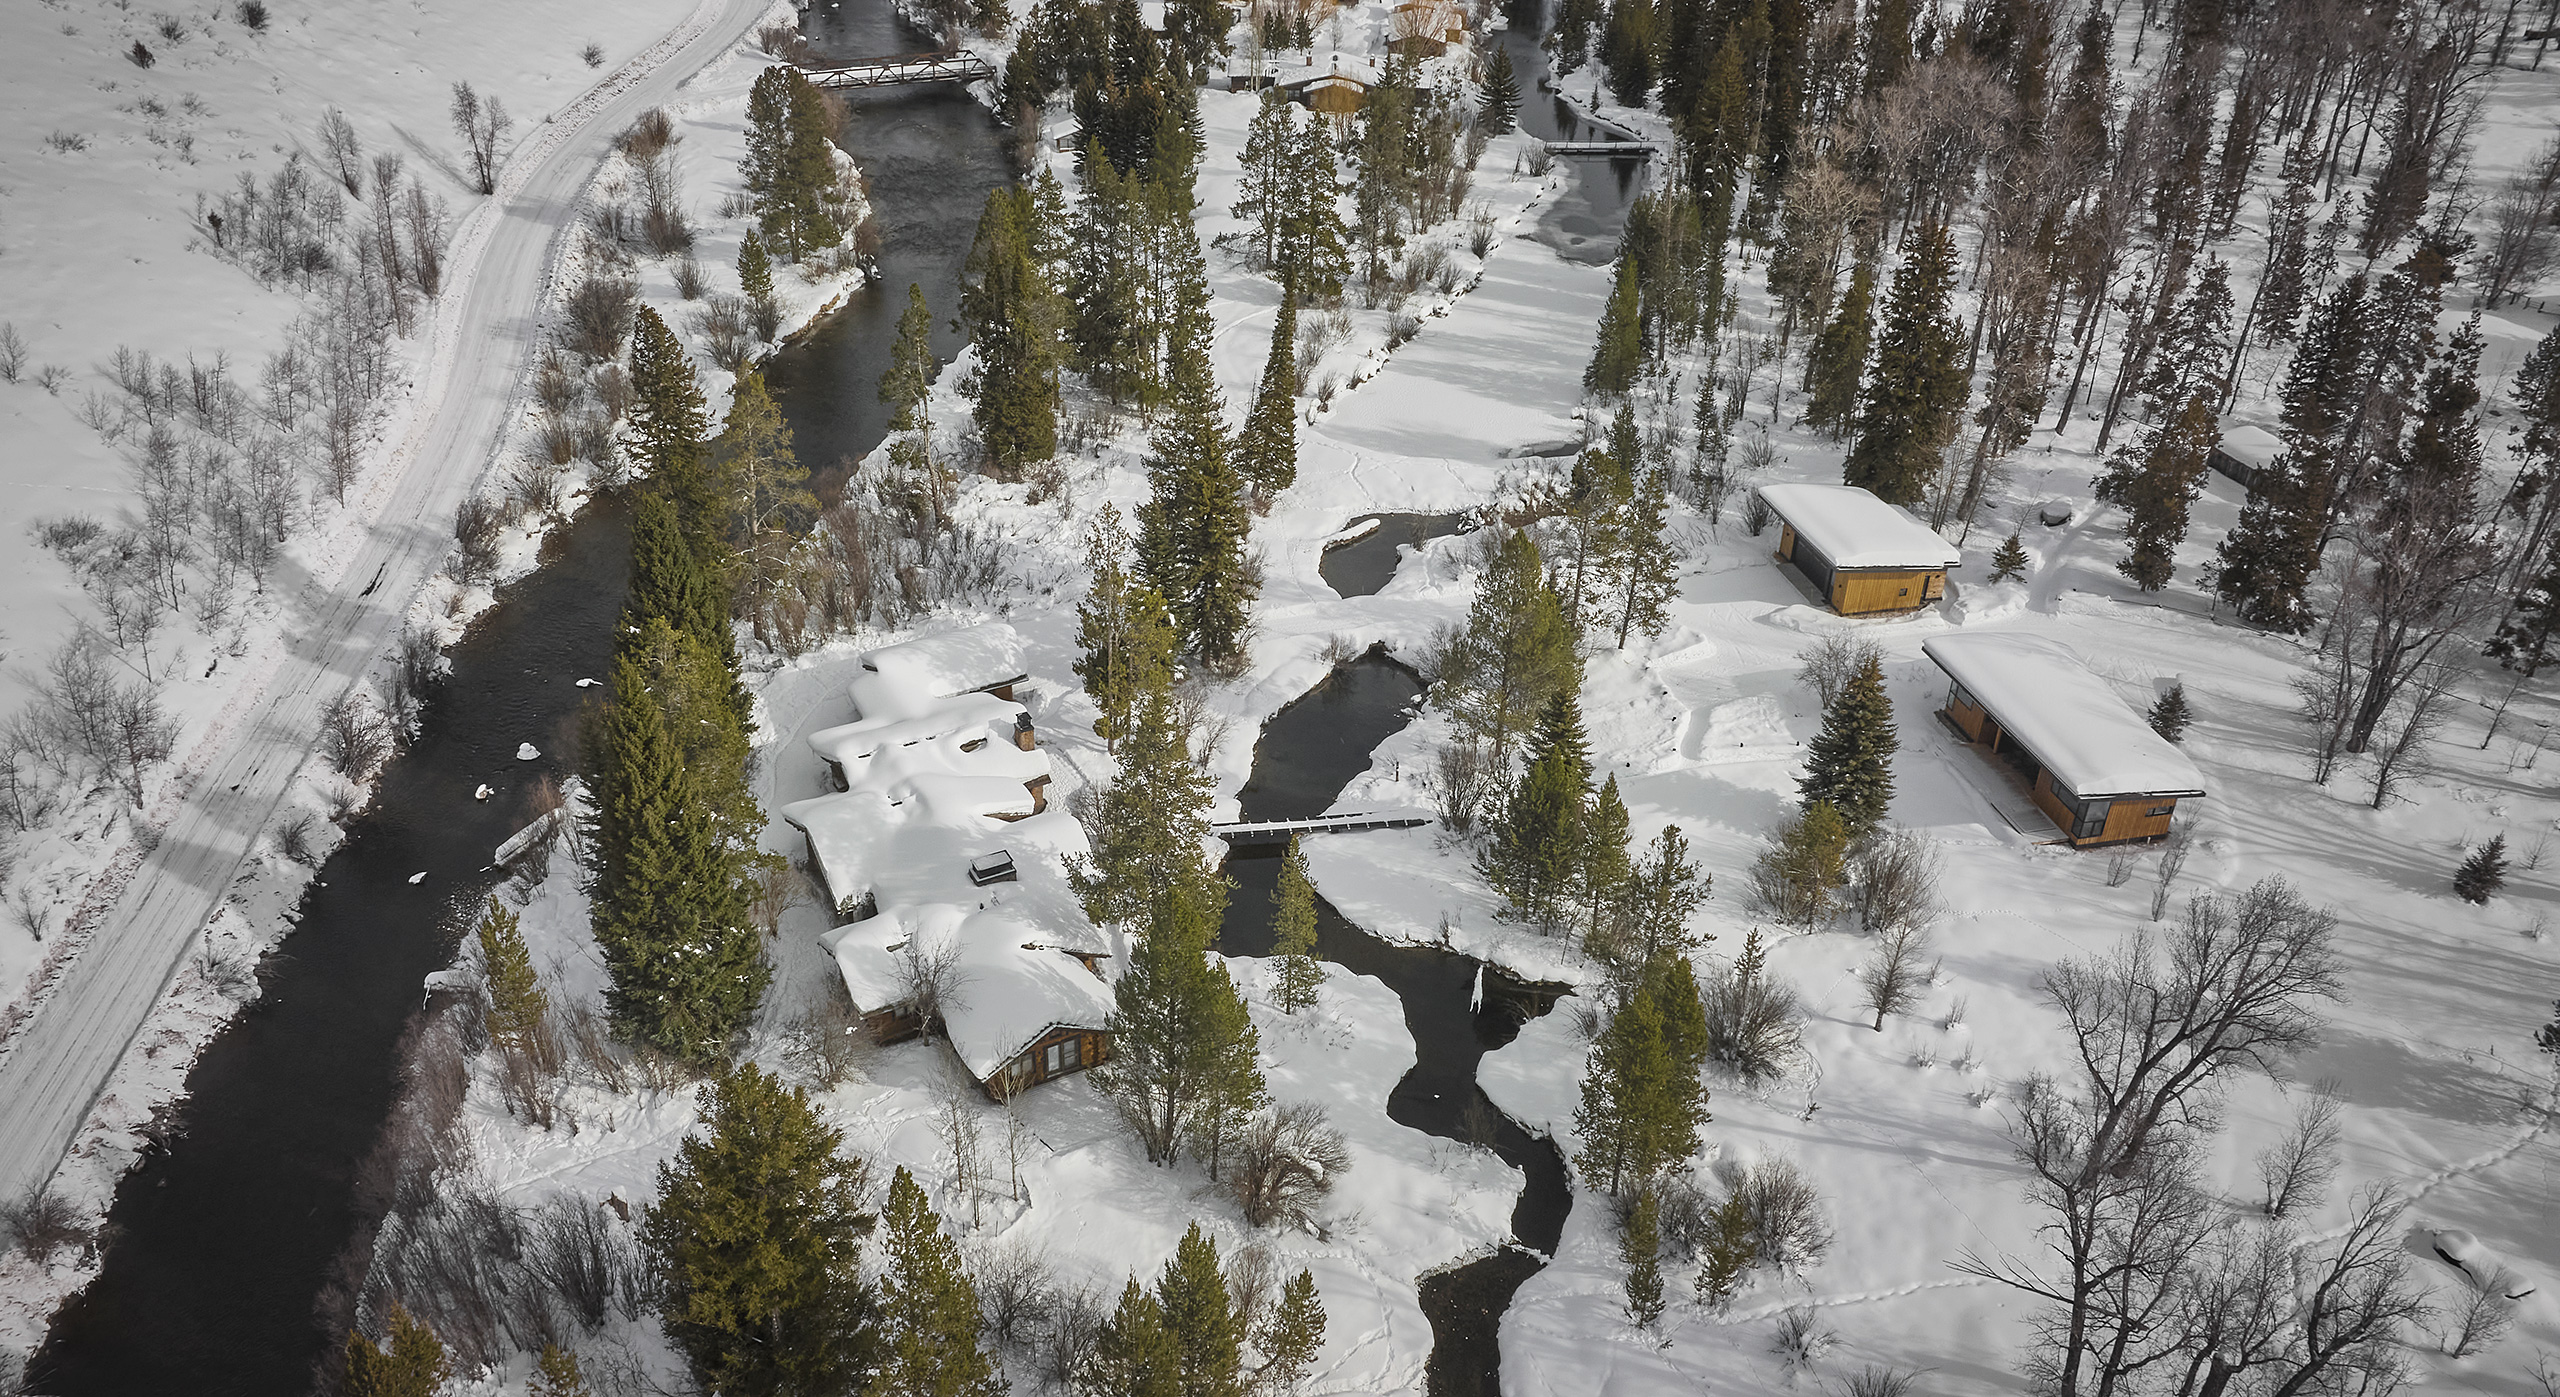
1922,633,2206,799
1756,483,1962,569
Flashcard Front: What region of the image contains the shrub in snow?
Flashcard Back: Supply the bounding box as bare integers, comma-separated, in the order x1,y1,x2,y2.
1723,1156,1834,1273
1228,1102,1350,1231
1700,929,1803,1084
1,1187,93,1264
1770,1305,1833,1370
2455,836,2508,903
1852,827,1942,937
1749,801,1849,927
128,39,155,67
1844,1366,1920,1397
342,1301,451,1397
582,41,606,67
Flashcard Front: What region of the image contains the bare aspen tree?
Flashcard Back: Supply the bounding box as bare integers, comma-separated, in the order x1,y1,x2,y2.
318,107,363,195
1857,920,1932,1031
2255,1087,2342,1217
450,83,510,195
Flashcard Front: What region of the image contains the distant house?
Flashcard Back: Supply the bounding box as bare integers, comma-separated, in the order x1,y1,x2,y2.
1279,54,1376,114
779,624,1106,1099
2209,422,2285,494
1924,632,2206,848
1757,483,1961,615
819,903,1113,1099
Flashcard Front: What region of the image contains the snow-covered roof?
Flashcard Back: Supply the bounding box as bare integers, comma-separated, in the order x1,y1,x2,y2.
808,690,1033,768
819,903,1113,1080
1757,484,1962,570
2215,423,2286,470
853,623,1027,711
1923,633,2207,799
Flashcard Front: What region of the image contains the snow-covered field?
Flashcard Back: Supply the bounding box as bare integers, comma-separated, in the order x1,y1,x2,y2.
8,0,2560,1390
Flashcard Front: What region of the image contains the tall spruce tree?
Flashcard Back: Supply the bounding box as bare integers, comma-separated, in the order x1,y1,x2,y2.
1235,293,1299,498
873,1167,1003,1397
643,1065,877,1397
882,283,938,435
1279,115,1349,299
1071,675,1215,930
1234,91,1298,273
1622,824,1709,966
1096,870,1264,1167
1574,957,1710,1193
1575,774,1635,953
1585,253,1646,397
1258,1270,1326,1392
1845,225,1966,504
743,66,844,259
2117,392,2217,591
1156,1224,1245,1397
1801,258,1874,437
1075,505,1180,754
625,307,713,505
1479,44,1520,134
586,646,767,1061
1441,529,1583,765
1797,653,1897,834
711,372,815,642
1139,273,1255,669
2216,274,2373,631
1272,835,1325,1012
1092,1280,1181,1397
476,898,545,1054
1482,692,1594,927
961,186,1064,475
1600,466,1679,647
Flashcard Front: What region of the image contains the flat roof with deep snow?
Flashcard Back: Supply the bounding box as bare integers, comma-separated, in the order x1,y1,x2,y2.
1758,484,1963,570
1924,632,2207,800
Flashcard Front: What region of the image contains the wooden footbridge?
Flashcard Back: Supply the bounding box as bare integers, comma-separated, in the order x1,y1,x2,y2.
802,50,995,89
1213,810,1434,845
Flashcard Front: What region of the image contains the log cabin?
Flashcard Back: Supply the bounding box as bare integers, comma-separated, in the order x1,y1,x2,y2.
1757,483,1961,616
1924,632,2206,848
819,903,1113,1100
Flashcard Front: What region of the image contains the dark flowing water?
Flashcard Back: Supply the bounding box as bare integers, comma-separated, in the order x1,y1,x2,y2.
35,508,636,1397
1215,654,1570,1397
34,4,999,1391
759,2,1012,475
1497,28,1650,263
1319,513,1473,598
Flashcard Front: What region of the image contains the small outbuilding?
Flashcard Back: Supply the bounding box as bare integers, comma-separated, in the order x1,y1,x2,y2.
1758,483,1961,616
2208,422,2285,494
1924,632,2206,848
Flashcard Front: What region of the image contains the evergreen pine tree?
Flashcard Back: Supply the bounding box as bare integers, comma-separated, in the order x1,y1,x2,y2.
1279,116,1349,300
1801,258,1874,438
1845,225,1966,505
1095,858,1264,1166
1482,692,1594,927
1155,1224,1245,1397
882,283,939,435
1479,44,1520,135
1075,505,1180,754
2117,392,2217,592
1623,824,1709,966
476,898,545,1052
2146,683,2191,743
1071,675,1216,930
1092,1280,1181,1397
1271,835,1325,1013
875,1167,1004,1397
1585,253,1646,397
1693,1188,1758,1307
711,371,816,643
2489,530,2560,675
625,307,713,505
1069,146,1158,407
744,67,845,258
1234,91,1297,273
1753,800,1851,925
960,185,1064,476
1139,271,1255,670
529,1344,592,1397
2215,274,2373,632
642,1065,876,1397
1440,529,1583,765
1797,654,1898,835
1602,0,1658,105
1234,293,1299,498
1575,774,1634,953
344,1303,450,1397
1653,954,1710,1079
586,648,768,1061
1257,1270,1326,1392
1988,529,2029,583
2455,836,2508,904
737,230,774,303
1601,466,1679,647
625,488,729,655
1621,1185,1665,1327
1573,958,1709,1193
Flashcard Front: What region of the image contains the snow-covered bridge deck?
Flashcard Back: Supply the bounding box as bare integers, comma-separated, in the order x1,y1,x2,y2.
1213,811,1434,844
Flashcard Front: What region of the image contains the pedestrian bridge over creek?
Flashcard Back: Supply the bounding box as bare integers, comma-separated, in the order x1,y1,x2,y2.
802,50,995,88
1212,810,1435,845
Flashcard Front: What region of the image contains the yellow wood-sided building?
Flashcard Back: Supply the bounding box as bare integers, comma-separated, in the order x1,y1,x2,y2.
1758,483,1960,615
1924,632,2206,848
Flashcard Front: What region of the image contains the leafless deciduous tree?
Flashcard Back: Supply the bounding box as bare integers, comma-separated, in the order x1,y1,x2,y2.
1421,738,1494,839
2482,133,2560,305
1857,919,1933,1031
318,106,363,195
451,493,504,585
2255,1087,2343,1218
1852,827,1942,937
449,82,511,195
1797,633,1884,708
1227,1101,1351,1231
320,691,391,781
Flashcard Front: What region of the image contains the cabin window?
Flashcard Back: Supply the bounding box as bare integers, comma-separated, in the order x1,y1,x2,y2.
1948,682,1978,711
1045,1037,1081,1074
2146,804,2175,818
2072,802,2108,841
1898,586,1909,596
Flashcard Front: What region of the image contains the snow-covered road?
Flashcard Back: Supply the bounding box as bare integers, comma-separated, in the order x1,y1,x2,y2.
0,0,778,1208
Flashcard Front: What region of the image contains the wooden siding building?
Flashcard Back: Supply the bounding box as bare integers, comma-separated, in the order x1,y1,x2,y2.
1924,633,2206,848
820,904,1115,1100
1758,483,1961,615
2208,422,2285,495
